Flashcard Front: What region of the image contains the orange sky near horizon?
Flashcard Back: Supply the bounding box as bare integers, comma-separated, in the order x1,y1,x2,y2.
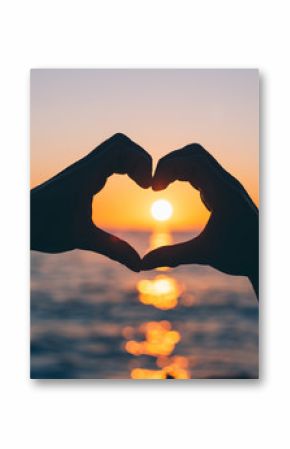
30,69,259,231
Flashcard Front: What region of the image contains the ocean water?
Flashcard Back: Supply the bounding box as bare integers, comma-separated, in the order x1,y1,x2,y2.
31,231,258,379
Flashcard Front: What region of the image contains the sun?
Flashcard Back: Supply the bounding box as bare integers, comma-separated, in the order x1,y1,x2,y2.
151,199,173,222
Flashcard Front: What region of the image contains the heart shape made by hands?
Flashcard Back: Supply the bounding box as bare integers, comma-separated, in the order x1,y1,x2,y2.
80,134,258,280
31,133,258,282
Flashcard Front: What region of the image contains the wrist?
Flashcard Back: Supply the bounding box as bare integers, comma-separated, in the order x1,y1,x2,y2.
247,256,259,299
247,218,259,300
248,271,259,299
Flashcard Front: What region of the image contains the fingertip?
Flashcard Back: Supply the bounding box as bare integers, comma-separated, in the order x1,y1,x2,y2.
92,229,142,272
129,265,141,273
136,175,152,189
140,261,154,271
152,170,170,191
140,256,149,271
152,172,168,191
152,180,166,191
141,252,159,271
126,254,141,272
120,247,141,272
131,153,153,189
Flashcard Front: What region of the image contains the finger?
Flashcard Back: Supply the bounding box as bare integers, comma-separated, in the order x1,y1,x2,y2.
153,143,248,198
141,238,205,270
50,133,152,193
91,133,153,190
109,133,153,188
152,144,230,211
80,226,141,272
152,144,218,191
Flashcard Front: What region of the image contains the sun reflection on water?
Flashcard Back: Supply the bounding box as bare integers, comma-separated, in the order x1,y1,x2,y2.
124,321,190,379
149,231,173,250
137,275,183,310
123,230,190,379
149,230,172,272
137,230,184,311
125,321,180,357
130,355,190,379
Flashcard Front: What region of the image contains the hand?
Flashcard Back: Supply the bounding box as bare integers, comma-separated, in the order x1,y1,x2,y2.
142,144,259,298
31,133,152,272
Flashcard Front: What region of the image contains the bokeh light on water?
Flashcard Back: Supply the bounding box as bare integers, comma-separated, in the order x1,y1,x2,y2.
124,321,190,379
125,321,180,357
137,276,183,310
125,231,190,379
130,354,190,380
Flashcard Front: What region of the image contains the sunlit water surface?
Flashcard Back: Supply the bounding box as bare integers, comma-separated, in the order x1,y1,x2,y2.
31,231,258,379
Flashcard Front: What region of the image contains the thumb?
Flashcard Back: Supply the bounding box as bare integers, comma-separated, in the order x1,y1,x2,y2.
141,238,205,271
80,226,141,272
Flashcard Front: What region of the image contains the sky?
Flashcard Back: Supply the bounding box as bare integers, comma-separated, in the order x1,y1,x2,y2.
31,69,259,231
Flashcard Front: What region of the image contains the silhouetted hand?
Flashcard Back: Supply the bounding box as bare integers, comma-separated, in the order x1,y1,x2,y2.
142,144,259,298
31,133,152,272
